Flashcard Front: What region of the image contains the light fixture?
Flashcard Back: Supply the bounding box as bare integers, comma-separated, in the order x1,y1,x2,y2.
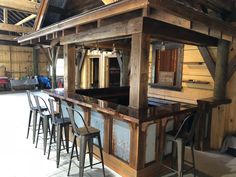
160,41,166,51
112,43,116,54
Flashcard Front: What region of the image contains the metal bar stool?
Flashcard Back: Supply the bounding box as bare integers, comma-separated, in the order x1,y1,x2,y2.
26,90,47,143
47,98,71,168
34,95,53,155
67,107,105,177
161,111,198,177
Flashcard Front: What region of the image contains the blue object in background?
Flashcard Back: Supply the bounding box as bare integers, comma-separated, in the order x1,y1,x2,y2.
37,76,51,89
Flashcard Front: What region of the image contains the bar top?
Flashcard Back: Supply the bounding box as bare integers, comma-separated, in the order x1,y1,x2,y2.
43,88,197,124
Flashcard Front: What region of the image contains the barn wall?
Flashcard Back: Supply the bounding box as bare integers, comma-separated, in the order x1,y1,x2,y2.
0,45,49,79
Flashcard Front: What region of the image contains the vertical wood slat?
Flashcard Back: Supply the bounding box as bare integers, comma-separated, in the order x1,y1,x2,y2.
129,33,150,109
103,115,113,154
64,44,76,93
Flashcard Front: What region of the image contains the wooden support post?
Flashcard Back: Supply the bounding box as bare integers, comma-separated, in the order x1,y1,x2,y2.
48,46,60,89
214,40,229,100
64,44,76,93
120,51,130,86
129,33,150,109
32,47,39,75
75,49,87,89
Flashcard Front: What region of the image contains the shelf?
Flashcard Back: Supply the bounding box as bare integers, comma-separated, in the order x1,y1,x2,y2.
182,79,210,84
183,62,205,65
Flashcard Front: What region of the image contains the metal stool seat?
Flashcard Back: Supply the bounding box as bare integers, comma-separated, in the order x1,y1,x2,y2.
67,107,105,177
161,111,198,177
26,90,47,144
47,98,71,168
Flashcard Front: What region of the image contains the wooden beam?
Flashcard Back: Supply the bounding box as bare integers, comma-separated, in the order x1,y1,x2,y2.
60,18,142,45
15,14,37,26
3,9,8,24
214,40,229,100
40,45,52,65
129,33,150,109
64,44,76,92
18,0,149,43
198,47,216,80
34,0,49,30
142,17,218,46
227,56,236,80
0,0,39,14
102,0,118,5
0,23,33,33
155,0,236,38
0,34,17,41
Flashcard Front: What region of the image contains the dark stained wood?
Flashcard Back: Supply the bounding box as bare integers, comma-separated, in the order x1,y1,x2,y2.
129,33,150,109
18,0,149,43
120,50,130,86
64,44,76,92
60,17,142,45
43,89,197,124
214,40,229,100
142,17,219,46
198,46,216,80
155,0,236,38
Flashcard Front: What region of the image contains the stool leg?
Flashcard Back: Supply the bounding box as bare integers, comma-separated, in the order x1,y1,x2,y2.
47,124,55,160
176,139,184,177
191,143,196,177
32,111,38,144
79,136,87,177
64,124,70,154
26,110,32,139
35,117,43,148
97,135,105,177
56,125,62,168
43,117,49,155
88,138,93,169
68,136,76,176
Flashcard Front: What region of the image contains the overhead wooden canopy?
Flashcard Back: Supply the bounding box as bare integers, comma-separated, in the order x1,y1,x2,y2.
143,17,218,46
17,0,236,46
155,0,236,37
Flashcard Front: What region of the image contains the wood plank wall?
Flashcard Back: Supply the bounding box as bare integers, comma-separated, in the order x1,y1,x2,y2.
0,45,49,79
148,45,215,104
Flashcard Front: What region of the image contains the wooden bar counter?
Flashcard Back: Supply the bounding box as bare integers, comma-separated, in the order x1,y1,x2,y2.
44,88,197,177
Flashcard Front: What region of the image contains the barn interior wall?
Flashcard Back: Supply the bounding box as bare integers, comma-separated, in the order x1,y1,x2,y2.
0,45,49,79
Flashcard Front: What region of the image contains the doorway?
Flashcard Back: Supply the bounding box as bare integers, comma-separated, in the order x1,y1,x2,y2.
108,58,120,87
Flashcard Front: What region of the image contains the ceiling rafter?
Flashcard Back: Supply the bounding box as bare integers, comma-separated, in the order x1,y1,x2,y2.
0,0,40,14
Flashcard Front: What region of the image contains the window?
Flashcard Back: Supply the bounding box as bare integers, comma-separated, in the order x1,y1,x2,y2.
151,42,183,90
50,58,64,76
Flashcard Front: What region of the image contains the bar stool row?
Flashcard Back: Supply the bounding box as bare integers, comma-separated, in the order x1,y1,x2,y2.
26,90,106,177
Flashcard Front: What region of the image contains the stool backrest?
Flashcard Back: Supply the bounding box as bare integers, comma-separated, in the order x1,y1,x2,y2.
67,106,89,134
34,95,50,117
175,110,198,142
26,90,35,109
48,98,61,123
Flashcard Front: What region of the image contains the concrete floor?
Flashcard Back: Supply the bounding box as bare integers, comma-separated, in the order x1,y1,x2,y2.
0,91,236,177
